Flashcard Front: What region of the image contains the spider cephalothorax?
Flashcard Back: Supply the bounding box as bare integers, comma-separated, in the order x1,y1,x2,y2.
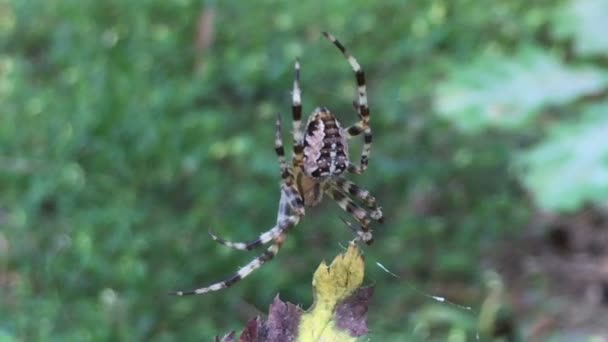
172,32,383,296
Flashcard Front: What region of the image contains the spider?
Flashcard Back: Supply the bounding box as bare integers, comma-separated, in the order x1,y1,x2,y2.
171,32,383,296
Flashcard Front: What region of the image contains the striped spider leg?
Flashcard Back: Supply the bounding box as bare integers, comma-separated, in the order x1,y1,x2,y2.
170,189,302,296
319,32,381,242
322,32,373,176
325,179,383,245
170,114,304,296
170,32,383,295
333,176,383,242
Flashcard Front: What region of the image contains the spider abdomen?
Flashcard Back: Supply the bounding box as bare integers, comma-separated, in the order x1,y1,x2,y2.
302,107,349,178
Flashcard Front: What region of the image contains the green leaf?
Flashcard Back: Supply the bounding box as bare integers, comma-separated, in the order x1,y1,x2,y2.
518,102,608,211
434,49,608,133
552,0,608,56
0,330,17,342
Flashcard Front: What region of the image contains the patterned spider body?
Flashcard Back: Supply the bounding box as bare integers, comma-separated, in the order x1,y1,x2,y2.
172,32,383,296
303,107,349,179
297,107,349,206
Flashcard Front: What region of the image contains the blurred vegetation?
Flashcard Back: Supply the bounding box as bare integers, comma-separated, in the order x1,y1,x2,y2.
1,0,607,340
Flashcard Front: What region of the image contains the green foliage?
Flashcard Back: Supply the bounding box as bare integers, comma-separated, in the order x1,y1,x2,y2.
412,304,478,341
434,0,608,212
519,103,608,211
552,0,608,56
435,49,608,132
2,0,601,340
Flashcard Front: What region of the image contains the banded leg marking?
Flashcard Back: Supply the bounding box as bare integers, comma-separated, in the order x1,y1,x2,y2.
340,217,373,244
275,112,304,214
323,32,372,175
207,225,279,251
333,177,383,222
329,188,369,224
345,122,365,138
209,187,303,251
170,233,288,296
326,185,380,244
171,199,301,296
275,112,289,180
292,58,304,167
322,31,369,122
346,127,371,175
326,186,371,227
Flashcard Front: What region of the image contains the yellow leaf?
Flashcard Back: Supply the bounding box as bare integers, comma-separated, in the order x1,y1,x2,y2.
216,243,372,341
297,243,366,342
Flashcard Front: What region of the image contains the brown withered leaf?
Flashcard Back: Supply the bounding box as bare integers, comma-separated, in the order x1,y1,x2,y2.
220,296,301,342
240,316,266,342
265,296,301,341
334,286,374,336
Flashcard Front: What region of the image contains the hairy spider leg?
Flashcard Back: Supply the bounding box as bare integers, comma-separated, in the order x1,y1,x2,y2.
333,176,383,222
170,231,290,296
207,186,303,251
325,184,380,244
275,112,305,214
291,58,304,168
171,194,302,295
207,118,304,251
322,32,372,175
275,112,289,178
326,185,373,226
339,217,373,244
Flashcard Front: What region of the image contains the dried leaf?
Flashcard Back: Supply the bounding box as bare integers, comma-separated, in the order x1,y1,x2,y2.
233,297,301,342
240,316,266,342
220,244,372,341
334,286,374,336
266,296,301,341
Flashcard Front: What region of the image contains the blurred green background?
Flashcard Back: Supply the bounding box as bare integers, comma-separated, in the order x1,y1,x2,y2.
2,0,608,340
